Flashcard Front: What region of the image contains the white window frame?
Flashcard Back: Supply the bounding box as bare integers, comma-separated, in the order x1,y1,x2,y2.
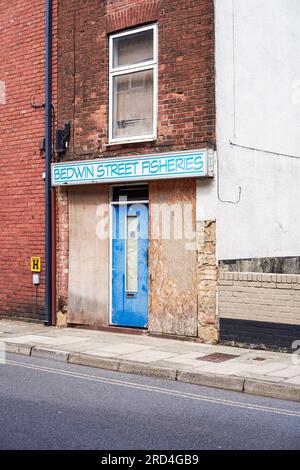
109,23,158,145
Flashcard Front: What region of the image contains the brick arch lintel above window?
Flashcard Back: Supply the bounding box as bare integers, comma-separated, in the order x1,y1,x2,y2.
104,0,163,34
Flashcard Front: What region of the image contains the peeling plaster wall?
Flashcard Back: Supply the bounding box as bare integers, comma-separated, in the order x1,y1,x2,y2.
214,0,300,348
215,0,300,261
68,186,109,327
148,179,198,337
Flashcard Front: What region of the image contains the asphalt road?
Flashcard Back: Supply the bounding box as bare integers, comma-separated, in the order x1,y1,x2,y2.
0,353,299,450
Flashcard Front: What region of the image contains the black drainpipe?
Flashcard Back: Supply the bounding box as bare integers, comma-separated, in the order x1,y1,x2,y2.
45,0,52,325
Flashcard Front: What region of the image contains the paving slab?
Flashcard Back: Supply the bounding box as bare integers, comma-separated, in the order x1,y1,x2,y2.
147,342,213,354
39,340,99,353
162,351,214,367
271,366,300,379
284,376,300,386
1,335,56,345
152,360,201,370
239,374,284,384
76,348,126,358
117,349,178,363
190,362,252,376
93,343,152,355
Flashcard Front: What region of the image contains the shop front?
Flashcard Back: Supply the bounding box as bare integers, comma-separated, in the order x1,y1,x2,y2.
52,149,214,337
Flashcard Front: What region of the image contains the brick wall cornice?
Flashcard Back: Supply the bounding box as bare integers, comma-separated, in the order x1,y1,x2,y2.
104,0,163,33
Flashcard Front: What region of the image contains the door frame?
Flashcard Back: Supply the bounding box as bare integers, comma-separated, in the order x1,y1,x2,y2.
109,183,149,327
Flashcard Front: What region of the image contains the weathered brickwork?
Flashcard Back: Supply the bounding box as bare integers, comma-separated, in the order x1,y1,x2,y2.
197,221,218,342
219,272,300,325
55,186,69,326
56,0,217,338
57,0,215,160
0,1,57,320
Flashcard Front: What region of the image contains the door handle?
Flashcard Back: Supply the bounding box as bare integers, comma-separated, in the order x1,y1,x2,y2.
146,247,149,266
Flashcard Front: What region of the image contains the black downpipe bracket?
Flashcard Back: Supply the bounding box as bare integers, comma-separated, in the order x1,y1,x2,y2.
45,0,52,326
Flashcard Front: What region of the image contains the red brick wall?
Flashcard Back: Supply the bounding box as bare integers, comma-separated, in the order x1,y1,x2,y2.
0,0,57,320
56,0,215,311
57,0,215,157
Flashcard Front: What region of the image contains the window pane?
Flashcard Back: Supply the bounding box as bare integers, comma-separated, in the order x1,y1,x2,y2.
113,29,153,68
112,69,153,140
126,216,138,292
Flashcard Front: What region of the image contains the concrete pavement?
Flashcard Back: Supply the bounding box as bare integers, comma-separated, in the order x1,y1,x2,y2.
1,318,300,402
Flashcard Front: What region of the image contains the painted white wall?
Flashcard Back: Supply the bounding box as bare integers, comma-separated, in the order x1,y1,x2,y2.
196,153,217,222
212,0,300,260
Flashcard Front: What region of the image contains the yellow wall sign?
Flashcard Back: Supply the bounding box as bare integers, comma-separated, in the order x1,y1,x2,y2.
31,257,41,273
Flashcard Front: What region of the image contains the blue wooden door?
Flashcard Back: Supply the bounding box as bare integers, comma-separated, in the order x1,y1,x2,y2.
111,203,149,328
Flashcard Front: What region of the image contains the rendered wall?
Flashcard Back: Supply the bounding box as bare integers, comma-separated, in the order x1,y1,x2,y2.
214,0,300,261
213,0,300,347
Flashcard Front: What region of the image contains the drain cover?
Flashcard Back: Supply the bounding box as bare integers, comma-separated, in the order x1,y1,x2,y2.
252,357,266,362
197,353,239,363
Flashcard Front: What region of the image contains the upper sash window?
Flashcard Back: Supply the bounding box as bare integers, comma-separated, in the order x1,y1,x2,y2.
109,24,158,144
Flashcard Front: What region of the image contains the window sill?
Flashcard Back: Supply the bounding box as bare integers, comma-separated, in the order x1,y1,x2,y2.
105,138,156,148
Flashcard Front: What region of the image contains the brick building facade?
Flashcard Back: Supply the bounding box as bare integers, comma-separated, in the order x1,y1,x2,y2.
0,0,57,321
54,0,217,341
